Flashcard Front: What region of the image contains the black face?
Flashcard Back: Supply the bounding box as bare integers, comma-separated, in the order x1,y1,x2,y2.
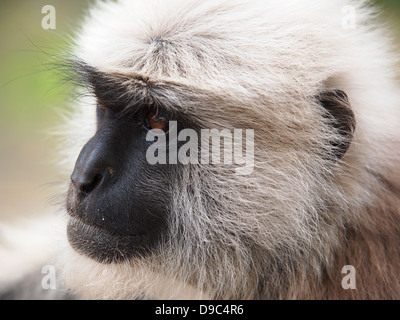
66,101,173,264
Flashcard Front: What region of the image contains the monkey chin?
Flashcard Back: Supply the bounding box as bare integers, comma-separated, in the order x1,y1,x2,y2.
66,217,150,264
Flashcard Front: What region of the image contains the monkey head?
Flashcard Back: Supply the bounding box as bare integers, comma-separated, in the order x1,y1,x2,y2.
62,0,365,299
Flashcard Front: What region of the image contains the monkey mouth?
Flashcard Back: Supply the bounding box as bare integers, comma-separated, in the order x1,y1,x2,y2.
67,217,150,264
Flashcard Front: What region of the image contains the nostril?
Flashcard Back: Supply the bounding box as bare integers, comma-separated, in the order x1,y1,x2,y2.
82,174,102,194
71,171,103,195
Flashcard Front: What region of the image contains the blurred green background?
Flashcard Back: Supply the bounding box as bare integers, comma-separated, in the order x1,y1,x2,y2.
0,0,399,222
0,0,91,222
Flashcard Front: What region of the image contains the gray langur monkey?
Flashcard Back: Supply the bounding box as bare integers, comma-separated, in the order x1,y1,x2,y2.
1,0,400,300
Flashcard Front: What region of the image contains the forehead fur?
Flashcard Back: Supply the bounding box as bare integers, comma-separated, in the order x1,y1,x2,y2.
74,0,380,93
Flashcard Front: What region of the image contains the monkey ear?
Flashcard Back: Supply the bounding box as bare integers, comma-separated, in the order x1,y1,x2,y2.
318,89,356,161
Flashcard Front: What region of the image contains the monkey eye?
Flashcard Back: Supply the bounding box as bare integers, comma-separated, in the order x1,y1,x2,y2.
146,112,169,132
96,100,107,114
96,102,107,121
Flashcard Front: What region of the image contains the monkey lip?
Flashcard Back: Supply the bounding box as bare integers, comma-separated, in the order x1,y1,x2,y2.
67,217,150,264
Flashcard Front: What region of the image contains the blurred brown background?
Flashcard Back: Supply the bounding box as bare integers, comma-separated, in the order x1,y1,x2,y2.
0,0,399,223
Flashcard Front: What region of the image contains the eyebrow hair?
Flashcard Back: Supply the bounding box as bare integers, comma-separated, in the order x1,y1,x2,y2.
66,58,154,111
61,58,194,120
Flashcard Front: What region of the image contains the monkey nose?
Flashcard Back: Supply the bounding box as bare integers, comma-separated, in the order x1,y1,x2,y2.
70,168,103,194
